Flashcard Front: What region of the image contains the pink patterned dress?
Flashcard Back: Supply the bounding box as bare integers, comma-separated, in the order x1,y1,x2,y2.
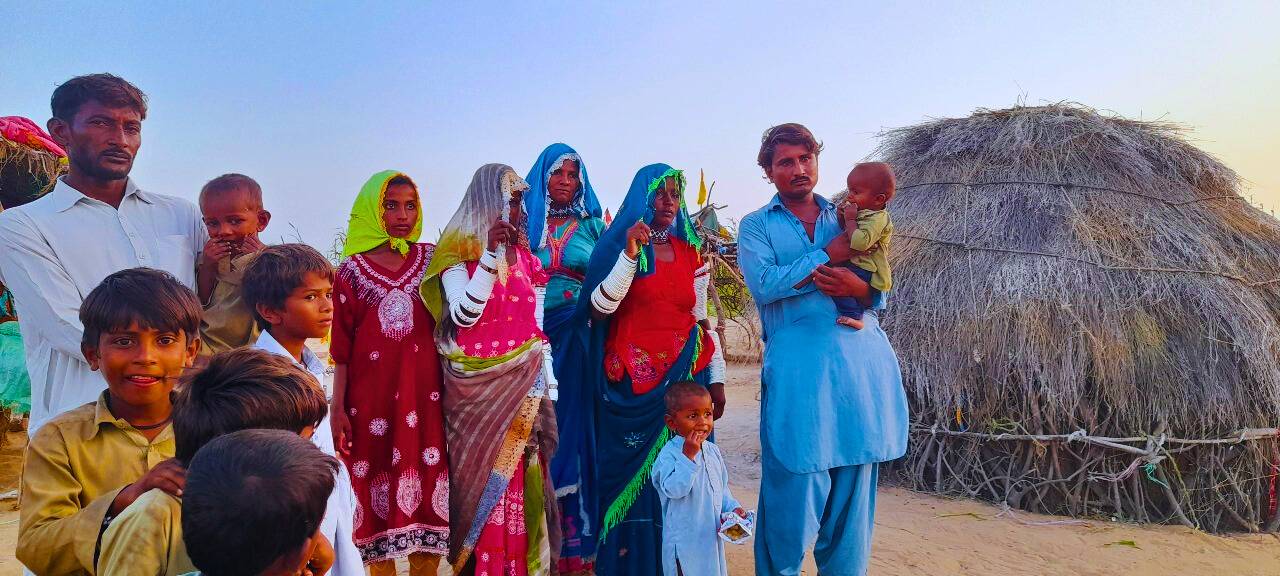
449,247,552,575
332,243,451,562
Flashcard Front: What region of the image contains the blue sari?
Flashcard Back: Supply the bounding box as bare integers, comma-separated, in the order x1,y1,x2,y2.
526,143,606,573
578,164,710,575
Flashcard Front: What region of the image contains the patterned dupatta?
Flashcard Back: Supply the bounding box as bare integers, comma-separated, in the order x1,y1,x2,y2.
420,164,560,571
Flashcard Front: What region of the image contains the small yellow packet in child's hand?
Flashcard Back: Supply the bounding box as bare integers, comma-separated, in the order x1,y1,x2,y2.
718,510,756,544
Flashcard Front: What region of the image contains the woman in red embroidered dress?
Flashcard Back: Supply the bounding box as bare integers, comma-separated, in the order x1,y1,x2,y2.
330,171,449,575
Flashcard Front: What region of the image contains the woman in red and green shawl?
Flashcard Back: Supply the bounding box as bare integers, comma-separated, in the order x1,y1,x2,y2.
420,163,560,574
579,164,727,575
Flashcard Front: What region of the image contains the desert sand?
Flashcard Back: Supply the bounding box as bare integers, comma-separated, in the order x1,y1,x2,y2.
2,364,1279,574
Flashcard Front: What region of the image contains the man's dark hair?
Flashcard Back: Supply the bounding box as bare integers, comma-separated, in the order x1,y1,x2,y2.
665,380,711,414
174,348,327,464
182,429,337,576
51,73,148,121
80,268,201,348
199,173,264,210
757,123,824,170
241,244,334,329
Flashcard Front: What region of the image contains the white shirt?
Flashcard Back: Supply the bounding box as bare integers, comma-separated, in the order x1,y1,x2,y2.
0,177,205,433
253,331,364,576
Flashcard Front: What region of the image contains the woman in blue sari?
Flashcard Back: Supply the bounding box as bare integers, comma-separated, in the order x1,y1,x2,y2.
578,164,726,574
524,143,606,575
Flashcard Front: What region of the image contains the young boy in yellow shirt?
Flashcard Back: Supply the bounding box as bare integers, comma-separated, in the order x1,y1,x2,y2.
97,347,333,576
16,268,201,575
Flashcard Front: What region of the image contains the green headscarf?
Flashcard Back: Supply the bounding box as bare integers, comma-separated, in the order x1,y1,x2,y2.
341,170,422,258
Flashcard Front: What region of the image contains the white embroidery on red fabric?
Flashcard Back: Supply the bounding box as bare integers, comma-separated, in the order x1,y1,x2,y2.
337,245,432,341
432,471,449,519
370,473,391,520
396,468,422,516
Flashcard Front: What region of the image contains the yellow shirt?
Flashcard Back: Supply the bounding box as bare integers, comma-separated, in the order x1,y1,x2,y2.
198,251,261,356
17,393,175,575
848,209,893,292
97,489,194,576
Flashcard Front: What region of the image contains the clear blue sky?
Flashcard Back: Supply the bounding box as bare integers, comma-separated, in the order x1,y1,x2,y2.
5,1,1278,249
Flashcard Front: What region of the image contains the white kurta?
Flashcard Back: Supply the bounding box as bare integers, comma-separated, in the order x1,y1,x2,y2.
0,177,205,433
253,331,364,575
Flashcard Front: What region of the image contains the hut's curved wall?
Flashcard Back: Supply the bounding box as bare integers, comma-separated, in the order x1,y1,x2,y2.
879,105,1280,532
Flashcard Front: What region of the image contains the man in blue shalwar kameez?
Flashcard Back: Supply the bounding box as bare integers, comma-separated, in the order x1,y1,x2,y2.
738,123,909,575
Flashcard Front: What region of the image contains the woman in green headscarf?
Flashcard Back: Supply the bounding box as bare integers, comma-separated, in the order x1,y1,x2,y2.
330,171,451,575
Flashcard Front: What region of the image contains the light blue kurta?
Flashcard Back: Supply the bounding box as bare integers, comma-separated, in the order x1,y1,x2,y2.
737,193,908,473
738,194,907,575
650,436,740,576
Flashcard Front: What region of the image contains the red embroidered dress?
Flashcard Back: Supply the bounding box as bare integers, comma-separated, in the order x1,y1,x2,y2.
332,243,450,562
604,239,714,394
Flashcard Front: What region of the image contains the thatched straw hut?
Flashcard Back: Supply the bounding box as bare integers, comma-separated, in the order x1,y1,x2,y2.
1,117,65,210
878,104,1280,532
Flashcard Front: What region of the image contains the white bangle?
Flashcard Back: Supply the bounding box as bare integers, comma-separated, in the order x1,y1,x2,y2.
708,330,727,384
591,252,637,315
447,251,498,326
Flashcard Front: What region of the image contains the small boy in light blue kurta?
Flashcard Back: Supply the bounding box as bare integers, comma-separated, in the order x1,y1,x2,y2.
650,382,747,576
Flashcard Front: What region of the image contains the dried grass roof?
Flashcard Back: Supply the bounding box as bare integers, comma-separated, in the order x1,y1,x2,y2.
0,138,64,211
877,103,1280,437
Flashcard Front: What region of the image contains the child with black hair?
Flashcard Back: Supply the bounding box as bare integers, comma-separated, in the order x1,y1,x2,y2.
650,382,747,576
241,243,363,575
17,268,200,575
97,348,334,576
831,162,895,330
180,429,340,576
195,173,271,357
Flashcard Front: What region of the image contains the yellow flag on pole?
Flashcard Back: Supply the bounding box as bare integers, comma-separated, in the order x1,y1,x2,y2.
697,169,708,206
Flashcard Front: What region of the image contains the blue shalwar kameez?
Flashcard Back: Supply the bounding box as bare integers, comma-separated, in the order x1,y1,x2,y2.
650,437,740,576
738,194,909,576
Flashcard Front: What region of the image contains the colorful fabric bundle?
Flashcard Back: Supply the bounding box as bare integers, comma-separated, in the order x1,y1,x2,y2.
0,116,66,211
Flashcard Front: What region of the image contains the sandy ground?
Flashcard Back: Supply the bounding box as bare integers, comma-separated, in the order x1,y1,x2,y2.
2,364,1280,574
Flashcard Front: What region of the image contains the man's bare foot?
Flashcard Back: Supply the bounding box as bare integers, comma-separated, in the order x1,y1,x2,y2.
836,316,864,330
